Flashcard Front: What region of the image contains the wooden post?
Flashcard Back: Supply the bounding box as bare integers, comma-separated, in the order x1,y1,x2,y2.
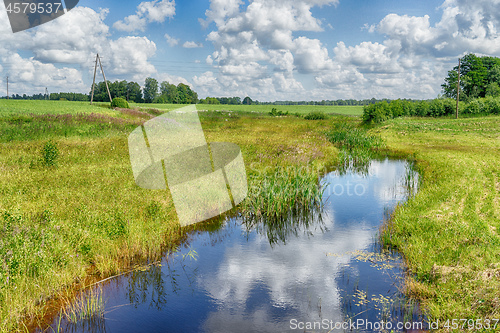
98,55,113,103
456,58,461,119
90,54,98,105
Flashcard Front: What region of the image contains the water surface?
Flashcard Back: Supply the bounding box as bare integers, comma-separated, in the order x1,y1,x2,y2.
53,159,422,332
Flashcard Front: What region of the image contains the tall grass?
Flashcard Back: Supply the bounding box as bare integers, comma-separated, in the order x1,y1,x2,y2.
63,286,106,325
326,121,383,150
241,166,325,245
325,119,384,174
378,115,500,321
0,113,140,142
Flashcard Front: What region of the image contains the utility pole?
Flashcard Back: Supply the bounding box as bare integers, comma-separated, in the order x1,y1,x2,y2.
90,54,98,105
456,58,461,119
98,55,113,103
90,54,113,104
6,76,8,100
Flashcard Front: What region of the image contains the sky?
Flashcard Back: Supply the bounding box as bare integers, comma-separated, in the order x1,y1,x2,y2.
1,0,500,101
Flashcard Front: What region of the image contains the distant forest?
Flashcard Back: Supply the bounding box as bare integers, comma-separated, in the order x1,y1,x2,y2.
0,76,394,105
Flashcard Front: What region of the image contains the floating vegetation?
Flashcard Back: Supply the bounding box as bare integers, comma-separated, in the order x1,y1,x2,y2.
327,250,399,270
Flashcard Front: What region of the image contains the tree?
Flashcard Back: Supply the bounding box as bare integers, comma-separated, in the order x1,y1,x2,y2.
242,96,253,105
486,82,500,97
109,80,127,100
89,81,112,102
176,83,198,104
442,53,490,100
488,64,500,85
143,77,158,103
200,97,220,104
160,81,178,103
126,81,142,102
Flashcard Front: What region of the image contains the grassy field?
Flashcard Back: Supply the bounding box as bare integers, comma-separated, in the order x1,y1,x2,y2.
0,100,363,117
0,100,336,332
0,100,112,116
128,102,364,116
375,115,500,323
2,99,500,330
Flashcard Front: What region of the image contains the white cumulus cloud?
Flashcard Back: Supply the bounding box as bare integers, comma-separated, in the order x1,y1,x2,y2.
113,0,176,32
183,41,204,48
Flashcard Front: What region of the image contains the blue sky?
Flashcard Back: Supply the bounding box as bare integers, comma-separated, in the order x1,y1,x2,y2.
1,0,500,101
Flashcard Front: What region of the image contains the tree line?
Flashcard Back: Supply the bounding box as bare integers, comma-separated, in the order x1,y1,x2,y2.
90,78,198,104
199,96,392,106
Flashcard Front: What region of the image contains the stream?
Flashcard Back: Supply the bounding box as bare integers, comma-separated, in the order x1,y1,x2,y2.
46,158,424,333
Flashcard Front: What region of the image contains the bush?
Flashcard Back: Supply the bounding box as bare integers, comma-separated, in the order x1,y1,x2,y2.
362,97,497,123
304,111,327,120
464,99,485,114
269,108,288,117
111,97,129,109
362,102,390,123
483,97,500,114
41,141,59,167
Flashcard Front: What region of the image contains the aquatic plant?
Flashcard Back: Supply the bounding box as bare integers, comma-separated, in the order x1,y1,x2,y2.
63,286,106,325
241,166,325,244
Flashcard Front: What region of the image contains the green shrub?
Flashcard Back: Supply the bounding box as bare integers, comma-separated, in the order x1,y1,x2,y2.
41,141,59,167
111,97,129,109
414,101,430,117
304,111,327,120
269,108,288,117
464,99,485,114
483,97,500,114
362,102,390,123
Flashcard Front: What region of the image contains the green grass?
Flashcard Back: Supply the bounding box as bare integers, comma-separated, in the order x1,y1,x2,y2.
0,102,337,332
374,115,500,322
198,104,364,116
128,103,364,116
62,286,105,326
4,100,499,329
0,100,112,116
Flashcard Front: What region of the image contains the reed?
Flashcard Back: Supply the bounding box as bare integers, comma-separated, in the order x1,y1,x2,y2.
62,286,105,325
241,166,325,244
326,120,383,151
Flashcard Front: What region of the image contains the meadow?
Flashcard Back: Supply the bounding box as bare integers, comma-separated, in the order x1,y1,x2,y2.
1,99,499,331
377,115,500,322
129,102,364,116
0,100,336,331
0,100,112,116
